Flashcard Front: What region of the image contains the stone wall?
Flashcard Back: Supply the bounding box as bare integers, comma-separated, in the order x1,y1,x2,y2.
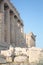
25,32,36,47
0,46,43,65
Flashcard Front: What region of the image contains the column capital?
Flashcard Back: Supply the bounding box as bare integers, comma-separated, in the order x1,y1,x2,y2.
10,10,14,16
5,7,10,11
14,15,19,22
14,15,18,19
4,3,10,11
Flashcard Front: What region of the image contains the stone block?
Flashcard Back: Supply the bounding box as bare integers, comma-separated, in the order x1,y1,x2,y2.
14,47,27,56
29,47,43,64
6,57,12,62
14,56,28,63
0,55,6,64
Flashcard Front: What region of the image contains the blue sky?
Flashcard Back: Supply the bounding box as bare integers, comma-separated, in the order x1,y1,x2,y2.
11,0,43,48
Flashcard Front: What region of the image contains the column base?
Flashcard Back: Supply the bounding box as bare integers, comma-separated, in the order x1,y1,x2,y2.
0,42,10,50
0,42,16,50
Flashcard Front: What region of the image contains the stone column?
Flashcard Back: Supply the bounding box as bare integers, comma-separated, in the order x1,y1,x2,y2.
17,21,21,46
5,7,10,44
0,1,5,43
14,16,18,46
10,12,15,45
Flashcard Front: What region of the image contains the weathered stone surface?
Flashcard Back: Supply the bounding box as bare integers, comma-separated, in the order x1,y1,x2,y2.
6,57,12,62
29,47,43,64
1,0,43,65
14,56,28,63
0,47,43,65
25,32,36,48
1,45,14,57
14,47,27,56
0,55,6,64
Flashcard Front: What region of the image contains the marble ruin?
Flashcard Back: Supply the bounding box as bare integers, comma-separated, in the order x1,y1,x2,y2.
0,0,26,50
25,32,36,47
0,46,43,65
0,0,43,65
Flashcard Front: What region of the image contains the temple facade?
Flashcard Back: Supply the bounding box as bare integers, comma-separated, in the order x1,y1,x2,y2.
0,0,36,50
0,0,25,49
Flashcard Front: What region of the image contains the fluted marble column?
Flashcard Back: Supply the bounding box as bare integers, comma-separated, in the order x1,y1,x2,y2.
0,1,5,43
10,12,15,44
5,7,10,44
